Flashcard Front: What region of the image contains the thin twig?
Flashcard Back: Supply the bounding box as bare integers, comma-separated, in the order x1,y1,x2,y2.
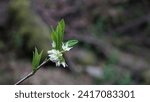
15,58,49,85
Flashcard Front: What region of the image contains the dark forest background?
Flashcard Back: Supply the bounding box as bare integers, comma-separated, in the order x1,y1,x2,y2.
0,0,150,84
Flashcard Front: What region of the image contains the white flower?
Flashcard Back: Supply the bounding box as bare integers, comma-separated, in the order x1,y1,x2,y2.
62,42,72,51
48,49,62,62
47,49,67,67
61,61,67,67
56,61,60,67
56,60,67,67
52,41,56,48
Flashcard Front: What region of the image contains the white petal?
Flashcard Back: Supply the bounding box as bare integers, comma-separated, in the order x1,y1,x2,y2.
52,41,56,48
61,61,67,67
62,43,72,51
56,61,60,66
47,49,56,54
49,57,58,62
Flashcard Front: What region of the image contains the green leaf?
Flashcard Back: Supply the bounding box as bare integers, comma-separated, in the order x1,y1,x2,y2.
56,19,65,50
50,19,65,50
50,26,55,41
66,40,78,47
32,48,43,72
50,26,57,49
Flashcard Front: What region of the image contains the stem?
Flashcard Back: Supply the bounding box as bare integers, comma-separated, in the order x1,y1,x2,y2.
14,58,49,85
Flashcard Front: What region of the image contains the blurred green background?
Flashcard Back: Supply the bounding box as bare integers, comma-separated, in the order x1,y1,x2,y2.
0,0,150,85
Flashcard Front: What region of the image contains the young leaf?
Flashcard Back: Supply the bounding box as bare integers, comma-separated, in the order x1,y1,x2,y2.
56,19,65,50
50,19,65,50
32,48,43,72
50,26,57,49
59,19,65,40
66,40,78,47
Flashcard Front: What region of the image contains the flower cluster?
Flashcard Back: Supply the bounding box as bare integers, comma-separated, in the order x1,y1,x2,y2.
47,42,72,67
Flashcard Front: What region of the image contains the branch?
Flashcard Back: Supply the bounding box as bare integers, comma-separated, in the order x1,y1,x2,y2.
14,58,49,85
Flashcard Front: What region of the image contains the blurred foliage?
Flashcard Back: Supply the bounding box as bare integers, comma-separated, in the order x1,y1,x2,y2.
11,32,23,49
9,0,50,56
94,52,132,85
92,17,109,37
0,41,5,50
103,64,132,85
